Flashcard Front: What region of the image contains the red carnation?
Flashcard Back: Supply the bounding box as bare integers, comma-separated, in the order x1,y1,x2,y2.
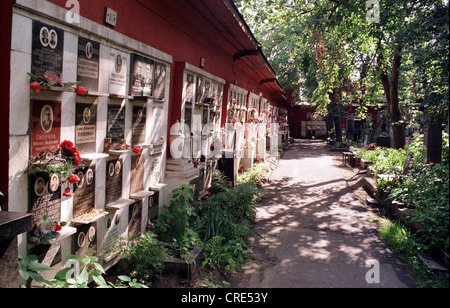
68,174,80,184
54,224,62,232
133,148,142,155
76,86,86,96
73,152,82,167
30,82,41,93
63,188,74,197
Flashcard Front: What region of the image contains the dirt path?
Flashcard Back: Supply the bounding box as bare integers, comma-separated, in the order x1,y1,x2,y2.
235,139,417,288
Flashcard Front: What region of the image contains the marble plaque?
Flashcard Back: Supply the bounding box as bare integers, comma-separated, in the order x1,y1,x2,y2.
105,159,123,205
130,53,154,97
77,37,100,92
75,103,97,154
109,49,128,96
102,211,120,263
30,100,61,157
150,154,162,186
73,166,96,219
185,73,195,103
131,105,146,145
148,191,159,221
107,104,126,144
128,201,142,238
29,173,61,233
31,20,64,77
153,61,166,99
130,155,145,195
72,222,97,257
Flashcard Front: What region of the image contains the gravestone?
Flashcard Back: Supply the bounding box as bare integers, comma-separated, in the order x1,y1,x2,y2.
106,104,126,148
128,201,142,238
153,61,166,100
77,37,100,92
130,53,154,97
105,159,123,205
72,222,97,257
75,103,97,155
109,49,128,96
101,210,121,267
31,20,64,78
130,154,145,195
148,191,160,222
131,105,146,145
73,166,96,219
30,101,61,157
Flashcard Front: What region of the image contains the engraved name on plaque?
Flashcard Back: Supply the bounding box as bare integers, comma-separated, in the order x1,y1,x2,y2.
105,159,123,205
75,103,97,155
77,37,100,92
30,101,61,157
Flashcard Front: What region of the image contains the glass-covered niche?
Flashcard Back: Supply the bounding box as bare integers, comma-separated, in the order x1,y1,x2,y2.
182,70,224,160
227,85,248,125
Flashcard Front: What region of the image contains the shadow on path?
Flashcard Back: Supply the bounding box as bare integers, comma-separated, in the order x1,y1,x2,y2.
236,139,417,288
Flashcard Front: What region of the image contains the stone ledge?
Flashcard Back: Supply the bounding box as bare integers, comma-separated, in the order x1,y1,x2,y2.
0,212,33,242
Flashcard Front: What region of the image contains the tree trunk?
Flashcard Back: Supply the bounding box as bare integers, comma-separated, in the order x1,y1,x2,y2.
377,44,405,149
333,116,342,143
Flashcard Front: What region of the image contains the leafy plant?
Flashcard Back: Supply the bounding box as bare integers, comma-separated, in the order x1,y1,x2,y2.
19,254,52,287
117,232,167,282
202,236,252,275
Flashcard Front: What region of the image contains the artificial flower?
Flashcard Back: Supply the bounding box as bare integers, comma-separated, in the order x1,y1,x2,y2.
43,71,60,86
68,174,80,184
30,82,42,93
76,86,86,96
54,224,62,232
60,140,74,151
63,188,74,197
73,152,82,167
40,219,56,234
133,148,142,155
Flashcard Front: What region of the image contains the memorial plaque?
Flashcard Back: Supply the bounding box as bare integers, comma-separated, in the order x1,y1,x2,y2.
130,53,154,97
130,154,145,195
75,103,97,154
107,104,126,145
31,20,64,78
185,73,195,102
128,201,142,238
105,159,123,205
153,61,166,100
102,211,120,263
148,191,159,221
72,222,97,257
28,173,61,233
30,100,61,157
150,154,162,186
73,166,96,219
109,49,128,95
77,37,100,92
196,76,205,103
131,105,146,145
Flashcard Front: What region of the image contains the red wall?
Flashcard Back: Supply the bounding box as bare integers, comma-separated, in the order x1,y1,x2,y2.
0,0,14,211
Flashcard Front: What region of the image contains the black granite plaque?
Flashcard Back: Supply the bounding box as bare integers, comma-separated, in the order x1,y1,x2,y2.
130,53,154,97
105,159,123,205
153,61,166,100
131,105,146,145
75,103,97,154
107,104,126,144
77,37,100,92
31,20,64,78
128,201,142,238
72,222,97,257
148,191,159,221
28,173,61,233
73,167,95,219
130,155,145,195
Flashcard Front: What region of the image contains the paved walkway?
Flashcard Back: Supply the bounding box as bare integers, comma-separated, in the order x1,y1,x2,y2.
237,139,417,288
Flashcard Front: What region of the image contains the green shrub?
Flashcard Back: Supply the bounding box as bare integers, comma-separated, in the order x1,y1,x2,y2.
202,236,251,274
118,232,167,282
